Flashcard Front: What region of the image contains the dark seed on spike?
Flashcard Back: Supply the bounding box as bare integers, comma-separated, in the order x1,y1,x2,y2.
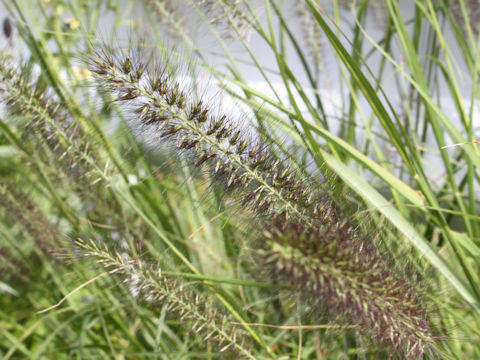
257,198,267,209
105,54,114,67
151,76,160,91
189,101,203,120
177,93,186,108
240,175,250,188
206,126,216,136
227,172,236,188
159,82,168,96
249,144,258,159
197,109,209,123
180,140,192,149
292,180,302,190
271,171,278,183
279,168,289,180
251,154,267,169
178,134,189,149
216,127,228,139
136,104,150,117
242,192,255,206
136,64,144,79
110,79,127,87
230,131,240,145
117,88,139,101
237,139,247,154
223,128,232,138
91,68,108,76
145,113,169,125
122,57,131,74
260,201,272,212
275,179,290,189
196,152,215,166
216,164,227,177
184,140,199,150
270,160,279,173
93,58,105,69
142,112,153,124
254,191,263,204
157,120,169,132
167,85,179,106
166,94,175,106
277,175,291,189
263,159,273,171
214,115,226,130
160,125,183,137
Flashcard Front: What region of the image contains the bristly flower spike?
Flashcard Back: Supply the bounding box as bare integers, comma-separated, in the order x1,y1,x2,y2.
75,239,255,359
89,48,326,224
257,215,440,358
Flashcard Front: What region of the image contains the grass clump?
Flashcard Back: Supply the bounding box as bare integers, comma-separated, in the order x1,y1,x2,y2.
1,0,479,359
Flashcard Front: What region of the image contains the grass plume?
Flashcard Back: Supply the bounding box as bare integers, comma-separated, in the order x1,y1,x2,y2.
257,215,439,358
88,47,326,224
0,58,98,186
75,238,255,359
0,181,60,256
